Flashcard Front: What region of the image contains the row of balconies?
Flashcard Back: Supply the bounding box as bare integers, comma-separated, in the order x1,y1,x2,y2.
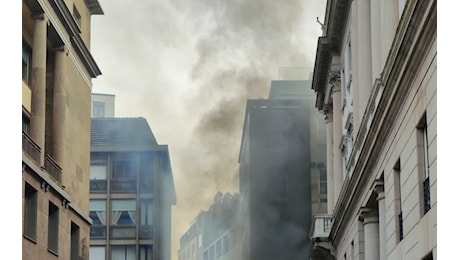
22,131,62,183
90,225,154,240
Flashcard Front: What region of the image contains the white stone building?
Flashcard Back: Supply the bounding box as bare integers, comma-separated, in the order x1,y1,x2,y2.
309,0,436,259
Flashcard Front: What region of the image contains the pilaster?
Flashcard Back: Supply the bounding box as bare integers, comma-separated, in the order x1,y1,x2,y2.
359,207,380,260
330,70,343,207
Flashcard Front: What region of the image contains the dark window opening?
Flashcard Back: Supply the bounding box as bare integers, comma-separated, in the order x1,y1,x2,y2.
24,183,37,240
48,202,59,253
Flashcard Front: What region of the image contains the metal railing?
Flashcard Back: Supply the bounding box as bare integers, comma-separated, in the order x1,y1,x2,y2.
90,225,106,239
139,225,154,239
22,132,41,164
90,180,107,192
111,179,137,193
45,154,62,184
310,214,334,239
109,226,136,239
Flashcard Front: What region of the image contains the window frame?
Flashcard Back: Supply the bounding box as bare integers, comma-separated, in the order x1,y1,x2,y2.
22,42,32,85
48,201,59,254
24,183,38,241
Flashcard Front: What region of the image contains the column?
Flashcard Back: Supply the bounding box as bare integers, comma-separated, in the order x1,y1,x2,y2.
29,13,48,166
374,181,386,260
380,0,399,63
331,73,343,205
350,0,360,138
52,47,67,166
325,110,334,214
370,0,382,80
357,0,372,120
360,207,380,260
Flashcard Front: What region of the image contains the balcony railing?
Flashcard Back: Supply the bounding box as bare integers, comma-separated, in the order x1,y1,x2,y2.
140,177,154,193
90,180,107,192
111,179,137,193
110,226,136,239
310,214,334,239
45,154,62,184
139,225,154,239
90,225,106,239
22,131,41,164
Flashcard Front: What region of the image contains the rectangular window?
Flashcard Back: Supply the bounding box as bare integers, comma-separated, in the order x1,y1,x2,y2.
22,113,30,133
216,239,222,258
73,4,81,28
92,101,105,118
319,168,327,195
70,222,80,260
22,42,32,85
90,163,107,180
89,200,107,225
394,159,403,242
139,245,153,260
111,200,136,225
111,245,135,260
48,202,59,253
209,245,215,260
90,246,105,259
417,114,431,214
112,159,137,179
223,234,229,253
140,199,154,225
24,183,37,240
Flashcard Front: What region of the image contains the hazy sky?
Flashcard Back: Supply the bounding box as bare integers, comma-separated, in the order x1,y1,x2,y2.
90,1,327,258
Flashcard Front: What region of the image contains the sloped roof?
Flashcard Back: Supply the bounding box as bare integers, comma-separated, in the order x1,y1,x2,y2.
91,117,158,151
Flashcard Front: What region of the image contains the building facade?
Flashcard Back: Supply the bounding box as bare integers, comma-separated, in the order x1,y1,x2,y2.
238,79,327,260
178,192,241,260
89,117,176,260
22,0,102,259
91,93,115,118
309,0,436,259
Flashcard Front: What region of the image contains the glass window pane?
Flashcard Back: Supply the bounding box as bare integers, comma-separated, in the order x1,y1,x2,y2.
89,246,105,259
90,165,107,180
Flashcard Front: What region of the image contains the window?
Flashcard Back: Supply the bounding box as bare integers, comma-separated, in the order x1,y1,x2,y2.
22,113,30,133
319,168,327,195
417,114,431,214
209,245,215,260
399,0,407,17
394,159,403,242
92,101,105,118
139,245,153,260
89,200,107,225
48,202,59,253
24,183,37,240
90,163,107,180
140,199,154,225
111,245,135,260
111,200,136,225
90,246,105,259
223,234,229,253
70,222,80,260
216,239,222,258
73,4,81,28
22,42,32,85
112,159,137,179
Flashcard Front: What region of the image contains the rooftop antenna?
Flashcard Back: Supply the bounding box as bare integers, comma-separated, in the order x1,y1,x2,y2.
316,17,326,35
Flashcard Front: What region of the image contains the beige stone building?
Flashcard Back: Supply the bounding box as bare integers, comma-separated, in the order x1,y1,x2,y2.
22,0,102,259
309,0,436,259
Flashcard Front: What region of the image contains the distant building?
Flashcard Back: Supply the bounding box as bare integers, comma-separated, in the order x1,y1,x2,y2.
91,93,115,118
89,117,176,260
238,78,327,260
178,192,241,260
309,0,437,259
22,0,102,259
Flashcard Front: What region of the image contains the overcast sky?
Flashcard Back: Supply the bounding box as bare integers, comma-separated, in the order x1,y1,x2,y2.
90,0,327,258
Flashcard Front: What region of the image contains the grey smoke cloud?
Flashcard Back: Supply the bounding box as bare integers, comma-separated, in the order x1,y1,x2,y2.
91,1,326,259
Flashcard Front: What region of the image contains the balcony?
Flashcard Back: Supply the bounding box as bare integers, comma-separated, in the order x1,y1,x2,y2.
90,225,106,239
22,132,41,164
111,179,137,193
45,154,62,184
139,225,154,239
90,180,107,193
309,215,335,260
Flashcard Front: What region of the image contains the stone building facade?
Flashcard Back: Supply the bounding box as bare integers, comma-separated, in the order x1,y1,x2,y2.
309,0,436,259
22,0,102,259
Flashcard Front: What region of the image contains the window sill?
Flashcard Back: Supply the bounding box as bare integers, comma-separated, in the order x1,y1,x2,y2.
23,234,37,244
48,248,59,257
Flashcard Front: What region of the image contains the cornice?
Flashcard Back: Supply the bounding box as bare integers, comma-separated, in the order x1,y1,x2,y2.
48,0,102,78
330,0,437,245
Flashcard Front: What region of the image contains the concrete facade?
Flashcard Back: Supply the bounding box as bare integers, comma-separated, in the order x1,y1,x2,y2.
91,93,115,118
237,79,327,260
310,0,436,260
89,117,176,260
22,0,102,259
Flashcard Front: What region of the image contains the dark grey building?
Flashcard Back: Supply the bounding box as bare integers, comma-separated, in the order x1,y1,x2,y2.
89,117,176,260
238,80,326,260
